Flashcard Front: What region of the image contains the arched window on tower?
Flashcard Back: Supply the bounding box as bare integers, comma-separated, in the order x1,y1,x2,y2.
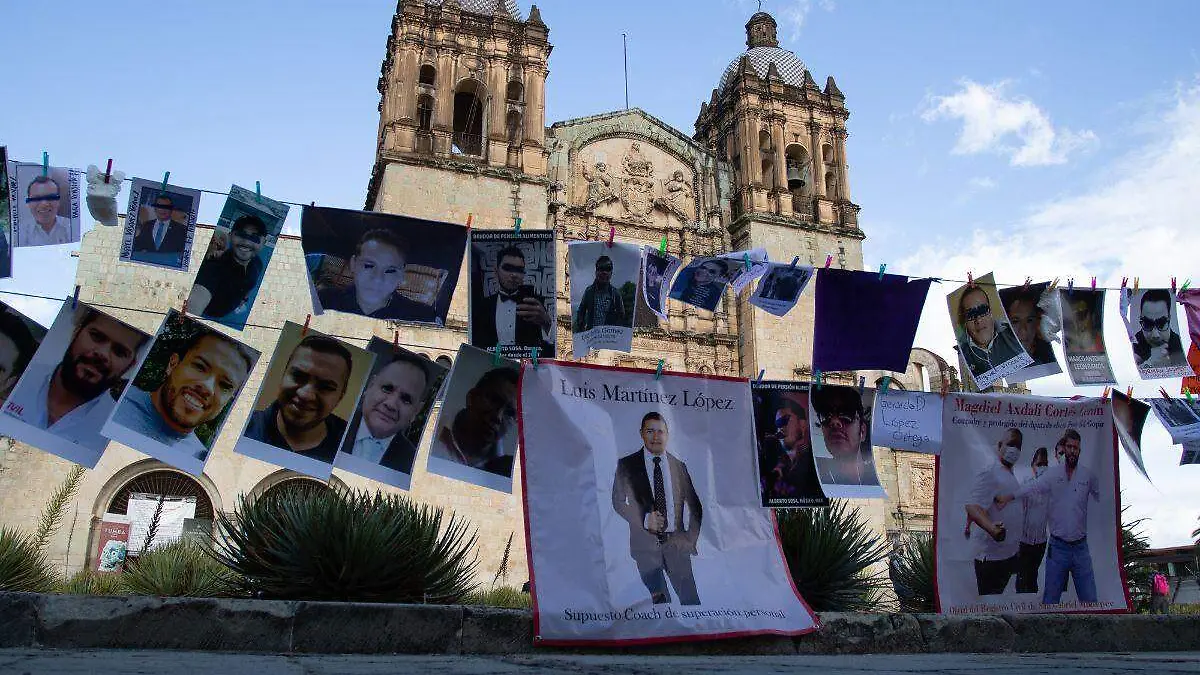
416,94,434,132
822,143,834,163
506,80,523,102
759,129,775,187
419,64,436,86
506,109,523,144
825,170,837,199
784,144,811,214
452,79,485,156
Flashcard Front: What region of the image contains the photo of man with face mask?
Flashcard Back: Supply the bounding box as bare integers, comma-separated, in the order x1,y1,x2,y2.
1015,446,1051,594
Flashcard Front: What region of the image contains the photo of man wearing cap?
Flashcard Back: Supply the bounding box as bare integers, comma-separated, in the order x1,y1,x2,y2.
809,384,881,489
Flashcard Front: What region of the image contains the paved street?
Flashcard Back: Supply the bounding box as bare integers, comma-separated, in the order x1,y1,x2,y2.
1,650,1199,675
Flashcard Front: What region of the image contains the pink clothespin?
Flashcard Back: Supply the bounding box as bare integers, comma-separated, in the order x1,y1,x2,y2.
301,314,311,336
1090,276,1097,291
1120,277,1128,291
607,226,615,248
824,255,833,269
1171,277,1177,293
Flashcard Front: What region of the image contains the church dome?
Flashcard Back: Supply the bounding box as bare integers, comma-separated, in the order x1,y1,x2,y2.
426,0,521,20
718,46,808,91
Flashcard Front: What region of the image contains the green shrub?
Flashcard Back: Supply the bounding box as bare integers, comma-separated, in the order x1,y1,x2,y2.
211,488,478,603
1171,603,1200,615
889,532,935,613
0,527,60,592
122,538,236,597
464,586,531,609
776,501,890,612
58,568,124,596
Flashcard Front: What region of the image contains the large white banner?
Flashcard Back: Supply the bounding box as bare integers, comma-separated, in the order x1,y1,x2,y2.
935,393,1129,614
520,361,817,644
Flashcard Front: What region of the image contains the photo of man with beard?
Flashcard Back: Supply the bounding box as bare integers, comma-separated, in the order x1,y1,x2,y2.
3,304,148,456
187,215,268,321
106,312,258,468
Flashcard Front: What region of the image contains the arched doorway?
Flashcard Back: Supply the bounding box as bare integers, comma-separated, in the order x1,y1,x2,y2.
103,468,216,556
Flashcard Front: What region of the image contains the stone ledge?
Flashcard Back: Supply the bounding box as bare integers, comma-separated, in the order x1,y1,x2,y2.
3,593,1200,655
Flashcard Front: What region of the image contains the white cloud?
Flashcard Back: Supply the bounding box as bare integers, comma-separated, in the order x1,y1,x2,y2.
922,79,1097,166
900,76,1200,547
967,176,997,190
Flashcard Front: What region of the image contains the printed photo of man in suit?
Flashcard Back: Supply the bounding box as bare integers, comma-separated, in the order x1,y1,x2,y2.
132,194,189,257
611,412,703,605
341,350,432,475
472,245,552,352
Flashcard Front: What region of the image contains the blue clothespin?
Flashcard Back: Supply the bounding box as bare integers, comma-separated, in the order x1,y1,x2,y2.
42,152,49,177
1067,278,1074,296
514,216,522,236
789,256,799,269
655,360,664,380
530,346,539,369
160,171,170,192
880,375,891,394
492,346,502,366
858,376,866,395
71,285,80,309
755,369,765,384
255,180,262,203
878,263,887,281
813,369,823,389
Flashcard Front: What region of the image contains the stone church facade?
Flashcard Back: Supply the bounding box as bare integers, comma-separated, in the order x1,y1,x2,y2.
0,3,953,583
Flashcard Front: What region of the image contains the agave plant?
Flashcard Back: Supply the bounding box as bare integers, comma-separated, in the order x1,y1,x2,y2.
464,585,531,609
0,527,59,592
889,531,935,612
211,488,479,603
57,568,125,596
775,500,890,612
122,538,236,598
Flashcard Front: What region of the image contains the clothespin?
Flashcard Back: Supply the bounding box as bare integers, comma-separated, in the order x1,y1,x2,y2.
880,375,892,394
607,226,615,247
1159,386,1171,400
1101,386,1110,403
878,264,887,281
1133,277,1140,293
1184,388,1194,404
393,330,399,352
160,171,170,192
301,314,311,336
42,152,49,177
1126,385,1133,399
1023,276,1032,290
71,285,80,309
180,296,189,316
789,256,799,269
1120,277,1128,292
743,253,752,271
104,159,113,184
1090,276,1097,291
858,376,866,395
1067,278,1075,295
1049,277,1060,291
1171,277,1177,293
255,181,262,203
824,255,833,269
466,213,474,231
1182,279,1192,292
492,346,502,366
813,369,823,389
530,346,540,369
659,236,667,254
514,216,522,236
755,369,765,385
655,360,664,380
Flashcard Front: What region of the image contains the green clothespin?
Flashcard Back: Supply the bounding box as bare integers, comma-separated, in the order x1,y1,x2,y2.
160,171,170,192
1186,388,1195,404
813,369,823,389
881,375,892,394
530,346,539,369
878,264,887,280
659,236,667,254
514,216,522,236
1182,278,1192,292
255,180,262,203
655,360,664,380
41,152,49,177
492,346,502,366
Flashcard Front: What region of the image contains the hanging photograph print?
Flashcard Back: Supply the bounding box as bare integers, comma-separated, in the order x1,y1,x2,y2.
120,178,201,271
718,247,770,294
997,282,1063,383
0,299,48,403
334,337,447,490
235,321,373,481
185,185,289,330
102,310,260,476
0,148,11,277
935,393,1127,614
1149,396,1200,443
9,162,81,247
520,361,817,644
808,383,885,499
751,380,827,508
1110,390,1151,482
1181,442,1200,465
749,263,813,317
427,344,519,493
569,241,638,358
1185,344,1200,395
1059,288,1116,386
642,247,681,321
947,274,1033,390
816,269,932,373
0,302,150,468
668,256,734,312
468,229,555,359
1122,288,1192,380
304,206,467,326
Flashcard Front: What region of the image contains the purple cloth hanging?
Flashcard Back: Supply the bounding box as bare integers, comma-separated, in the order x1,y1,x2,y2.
813,269,932,373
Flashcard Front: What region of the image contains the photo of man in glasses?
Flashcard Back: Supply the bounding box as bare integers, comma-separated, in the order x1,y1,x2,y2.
1131,289,1186,371
187,215,267,320
752,383,827,507
953,281,1026,384
574,255,628,332
810,384,880,488
669,258,730,312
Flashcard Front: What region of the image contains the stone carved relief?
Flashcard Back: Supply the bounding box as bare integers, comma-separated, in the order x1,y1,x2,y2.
909,465,934,506
577,141,697,225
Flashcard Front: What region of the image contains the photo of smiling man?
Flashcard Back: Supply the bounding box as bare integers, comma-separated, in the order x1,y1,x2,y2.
0,302,149,468
102,310,260,476
235,321,373,480
10,163,81,248
185,185,289,330
303,206,468,326
334,338,447,489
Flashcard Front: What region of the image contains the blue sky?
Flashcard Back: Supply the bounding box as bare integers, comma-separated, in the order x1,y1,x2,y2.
3,0,1200,546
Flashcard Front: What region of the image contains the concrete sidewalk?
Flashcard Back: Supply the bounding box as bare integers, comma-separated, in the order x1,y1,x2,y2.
2,649,1200,674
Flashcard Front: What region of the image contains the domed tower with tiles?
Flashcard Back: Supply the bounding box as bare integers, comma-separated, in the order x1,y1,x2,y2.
694,11,863,384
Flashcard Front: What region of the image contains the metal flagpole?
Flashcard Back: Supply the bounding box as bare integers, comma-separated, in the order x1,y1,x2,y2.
622,33,629,110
